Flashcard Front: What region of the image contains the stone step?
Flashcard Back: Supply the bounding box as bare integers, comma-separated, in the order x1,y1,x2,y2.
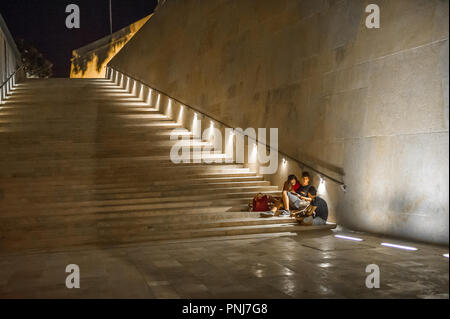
0,152,230,162
1,164,246,174
3,181,273,199
0,214,291,236
99,216,295,232
0,140,208,150
91,180,272,194
100,223,337,244
0,189,280,212
1,179,272,196
1,186,279,204
0,210,261,230
0,229,308,256
0,124,183,134
0,219,336,254
1,204,255,223
0,232,300,256
1,172,259,188
0,196,253,216
0,154,231,166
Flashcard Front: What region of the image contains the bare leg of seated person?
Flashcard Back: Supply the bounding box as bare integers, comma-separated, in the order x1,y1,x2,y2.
282,191,290,213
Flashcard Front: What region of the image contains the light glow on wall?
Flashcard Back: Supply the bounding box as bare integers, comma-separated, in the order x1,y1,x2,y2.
131,80,137,96
125,77,130,93
120,74,124,88
208,121,214,139
250,143,257,163
227,130,235,146
139,83,144,101
444,253,449,258
167,99,172,117
156,94,161,110
318,176,326,195
193,113,198,133
178,105,184,124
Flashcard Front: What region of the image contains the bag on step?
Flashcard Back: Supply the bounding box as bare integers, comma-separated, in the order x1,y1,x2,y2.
252,193,270,212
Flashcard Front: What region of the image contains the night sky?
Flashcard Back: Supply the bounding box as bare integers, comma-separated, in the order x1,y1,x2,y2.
0,0,158,77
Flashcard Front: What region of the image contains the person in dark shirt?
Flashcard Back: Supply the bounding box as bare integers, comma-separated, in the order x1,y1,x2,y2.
296,172,312,201
295,186,328,225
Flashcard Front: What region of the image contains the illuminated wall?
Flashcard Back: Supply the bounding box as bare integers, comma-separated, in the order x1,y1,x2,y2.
0,13,21,87
70,15,151,78
109,0,449,245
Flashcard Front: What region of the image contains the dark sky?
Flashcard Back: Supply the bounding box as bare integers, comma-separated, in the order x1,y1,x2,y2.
0,0,158,77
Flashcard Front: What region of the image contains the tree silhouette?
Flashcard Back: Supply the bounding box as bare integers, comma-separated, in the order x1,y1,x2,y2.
17,39,53,78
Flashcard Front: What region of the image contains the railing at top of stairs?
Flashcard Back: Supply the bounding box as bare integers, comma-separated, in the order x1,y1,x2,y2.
0,64,24,105
1,12,22,105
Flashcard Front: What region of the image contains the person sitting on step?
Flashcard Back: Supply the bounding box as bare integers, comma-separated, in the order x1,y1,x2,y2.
260,174,308,217
296,171,313,202
279,174,311,215
294,186,328,226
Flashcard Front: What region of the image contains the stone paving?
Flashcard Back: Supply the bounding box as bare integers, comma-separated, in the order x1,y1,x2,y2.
0,229,448,299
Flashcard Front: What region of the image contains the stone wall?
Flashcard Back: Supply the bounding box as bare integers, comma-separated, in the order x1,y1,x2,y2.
0,13,21,86
110,0,449,245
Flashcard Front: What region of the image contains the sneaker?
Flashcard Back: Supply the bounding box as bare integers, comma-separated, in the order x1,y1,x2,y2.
275,210,290,217
260,211,275,218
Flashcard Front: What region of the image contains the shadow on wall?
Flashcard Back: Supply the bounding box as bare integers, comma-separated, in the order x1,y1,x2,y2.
70,14,151,78
297,151,345,178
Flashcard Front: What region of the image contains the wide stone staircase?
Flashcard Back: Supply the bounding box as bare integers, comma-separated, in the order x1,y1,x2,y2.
0,78,334,255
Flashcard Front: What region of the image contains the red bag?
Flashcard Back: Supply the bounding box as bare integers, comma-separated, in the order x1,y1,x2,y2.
252,194,270,212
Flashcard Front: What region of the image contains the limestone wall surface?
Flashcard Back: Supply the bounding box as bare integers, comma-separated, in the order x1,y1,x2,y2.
110,0,449,245
0,13,21,86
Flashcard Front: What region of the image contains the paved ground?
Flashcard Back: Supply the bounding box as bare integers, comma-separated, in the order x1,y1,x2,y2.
0,228,448,299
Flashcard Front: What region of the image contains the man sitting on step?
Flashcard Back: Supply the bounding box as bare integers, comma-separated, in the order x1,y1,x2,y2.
294,186,328,226
296,172,313,202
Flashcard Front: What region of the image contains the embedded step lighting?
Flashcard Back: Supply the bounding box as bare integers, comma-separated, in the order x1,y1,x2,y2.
381,243,418,251
334,235,363,242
